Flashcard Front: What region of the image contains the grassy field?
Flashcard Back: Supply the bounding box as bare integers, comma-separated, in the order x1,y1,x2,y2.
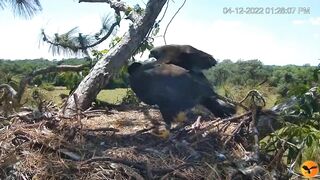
216,84,279,110
21,85,279,111
22,87,129,106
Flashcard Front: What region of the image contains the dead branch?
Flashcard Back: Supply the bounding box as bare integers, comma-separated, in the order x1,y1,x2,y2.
0,84,19,116
223,117,251,146
0,84,17,98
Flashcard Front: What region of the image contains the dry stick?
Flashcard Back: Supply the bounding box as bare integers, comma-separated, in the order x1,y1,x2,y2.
249,91,266,161
266,141,286,170
81,156,190,176
189,112,251,141
223,118,249,146
83,127,119,132
251,103,260,161
73,93,83,143
217,94,249,111
218,111,252,123
144,161,153,180
73,94,82,129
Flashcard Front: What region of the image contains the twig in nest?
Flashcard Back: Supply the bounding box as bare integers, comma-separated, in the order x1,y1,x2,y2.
73,93,82,129
251,106,260,161
81,156,191,177
83,127,119,133
144,161,153,179
223,117,251,146
218,111,252,124
81,156,145,170
267,140,286,170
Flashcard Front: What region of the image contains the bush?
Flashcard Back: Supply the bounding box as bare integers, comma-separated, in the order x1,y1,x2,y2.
121,89,140,105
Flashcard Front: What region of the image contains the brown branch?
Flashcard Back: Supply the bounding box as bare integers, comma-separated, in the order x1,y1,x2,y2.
0,84,18,98
0,84,19,116
31,64,90,76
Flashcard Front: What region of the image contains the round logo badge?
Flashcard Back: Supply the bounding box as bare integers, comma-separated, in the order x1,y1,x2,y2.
301,161,319,178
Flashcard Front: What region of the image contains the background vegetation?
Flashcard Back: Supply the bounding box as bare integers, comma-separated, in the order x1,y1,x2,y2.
1,58,315,104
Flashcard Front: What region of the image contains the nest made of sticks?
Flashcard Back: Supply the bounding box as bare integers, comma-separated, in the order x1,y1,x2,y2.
0,101,289,180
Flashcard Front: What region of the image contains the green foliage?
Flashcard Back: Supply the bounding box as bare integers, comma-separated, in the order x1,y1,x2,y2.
0,58,90,89
109,36,122,49
121,89,140,105
281,124,319,163
205,59,316,101
205,59,319,170
55,72,83,90
40,83,55,91
261,86,320,171
205,59,269,87
91,47,130,89
269,65,315,98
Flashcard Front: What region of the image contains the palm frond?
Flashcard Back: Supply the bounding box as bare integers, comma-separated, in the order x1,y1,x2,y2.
9,0,42,18
0,0,7,9
44,27,96,56
95,15,118,40
73,33,95,50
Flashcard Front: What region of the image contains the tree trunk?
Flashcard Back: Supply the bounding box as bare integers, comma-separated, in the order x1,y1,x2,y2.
63,0,167,116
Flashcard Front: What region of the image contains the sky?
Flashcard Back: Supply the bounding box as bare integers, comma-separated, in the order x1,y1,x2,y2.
0,0,319,65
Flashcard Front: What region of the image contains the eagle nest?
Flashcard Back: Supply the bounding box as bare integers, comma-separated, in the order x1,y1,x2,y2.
0,97,288,180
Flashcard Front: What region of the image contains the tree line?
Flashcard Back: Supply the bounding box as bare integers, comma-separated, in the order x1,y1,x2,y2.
1,58,316,99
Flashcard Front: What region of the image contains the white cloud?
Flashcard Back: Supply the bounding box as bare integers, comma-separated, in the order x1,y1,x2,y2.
310,17,320,26
0,14,113,60
0,10,318,66
292,17,320,26
152,19,317,65
292,20,305,25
